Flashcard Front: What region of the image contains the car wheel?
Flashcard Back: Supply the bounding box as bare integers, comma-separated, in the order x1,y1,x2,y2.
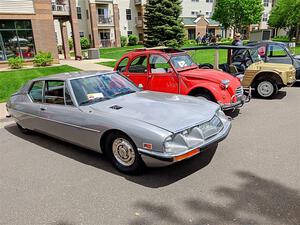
105,132,144,174
199,63,213,69
255,79,278,99
16,123,32,135
195,93,215,102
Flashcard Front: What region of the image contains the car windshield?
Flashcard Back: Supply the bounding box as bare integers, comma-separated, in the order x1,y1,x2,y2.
233,48,262,63
248,48,262,62
71,72,139,106
170,54,197,70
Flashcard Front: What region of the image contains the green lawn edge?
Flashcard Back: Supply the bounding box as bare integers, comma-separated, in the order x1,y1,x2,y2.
0,65,80,103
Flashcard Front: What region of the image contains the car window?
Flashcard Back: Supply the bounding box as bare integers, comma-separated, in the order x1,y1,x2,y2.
117,57,129,72
65,84,74,106
29,81,43,103
150,55,171,73
45,81,65,105
268,45,287,57
128,56,148,73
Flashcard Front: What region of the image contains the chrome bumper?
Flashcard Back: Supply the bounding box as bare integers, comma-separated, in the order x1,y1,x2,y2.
221,88,251,111
138,121,231,167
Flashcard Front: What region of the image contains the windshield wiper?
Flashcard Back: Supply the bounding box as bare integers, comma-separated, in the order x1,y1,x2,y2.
80,97,111,106
113,90,136,98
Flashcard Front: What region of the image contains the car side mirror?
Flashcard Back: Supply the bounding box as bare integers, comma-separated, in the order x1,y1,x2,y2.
138,84,143,90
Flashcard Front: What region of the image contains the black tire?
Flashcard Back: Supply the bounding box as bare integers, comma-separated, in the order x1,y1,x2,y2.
254,79,278,99
105,132,145,174
194,92,215,102
199,63,213,69
16,123,32,135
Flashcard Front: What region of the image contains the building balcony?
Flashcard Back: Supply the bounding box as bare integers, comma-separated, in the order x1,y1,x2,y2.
135,16,144,28
100,39,114,48
52,1,70,16
98,16,114,26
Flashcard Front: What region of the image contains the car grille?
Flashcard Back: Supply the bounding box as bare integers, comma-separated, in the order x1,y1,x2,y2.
235,86,243,97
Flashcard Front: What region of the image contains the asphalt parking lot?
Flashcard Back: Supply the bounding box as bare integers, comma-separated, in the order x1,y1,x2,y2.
0,85,299,225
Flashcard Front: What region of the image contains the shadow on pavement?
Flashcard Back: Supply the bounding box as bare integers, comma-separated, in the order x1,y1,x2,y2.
131,171,300,225
225,108,240,119
251,90,287,100
292,81,300,87
5,124,217,188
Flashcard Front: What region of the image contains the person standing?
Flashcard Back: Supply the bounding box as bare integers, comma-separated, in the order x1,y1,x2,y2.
196,32,201,45
232,33,243,46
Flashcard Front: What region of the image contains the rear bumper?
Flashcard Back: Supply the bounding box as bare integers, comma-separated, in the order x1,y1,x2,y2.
138,121,231,167
287,80,296,86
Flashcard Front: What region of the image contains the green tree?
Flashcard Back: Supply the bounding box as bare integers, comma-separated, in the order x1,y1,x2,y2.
269,0,300,41
212,0,264,33
144,0,185,48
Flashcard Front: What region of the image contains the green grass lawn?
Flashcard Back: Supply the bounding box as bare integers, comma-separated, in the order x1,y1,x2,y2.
0,65,80,103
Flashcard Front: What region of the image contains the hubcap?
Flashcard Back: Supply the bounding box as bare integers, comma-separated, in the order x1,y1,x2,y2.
112,138,135,166
257,81,274,97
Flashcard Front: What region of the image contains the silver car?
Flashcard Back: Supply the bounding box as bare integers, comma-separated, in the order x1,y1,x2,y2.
7,71,231,174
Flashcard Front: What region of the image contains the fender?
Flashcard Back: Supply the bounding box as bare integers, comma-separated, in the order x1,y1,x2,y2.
184,82,232,104
243,70,284,87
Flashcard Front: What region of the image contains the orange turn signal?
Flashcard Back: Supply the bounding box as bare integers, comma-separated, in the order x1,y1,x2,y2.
174,148,200,162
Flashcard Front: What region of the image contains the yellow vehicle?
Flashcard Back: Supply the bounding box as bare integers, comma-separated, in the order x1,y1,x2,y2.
183,45,296,99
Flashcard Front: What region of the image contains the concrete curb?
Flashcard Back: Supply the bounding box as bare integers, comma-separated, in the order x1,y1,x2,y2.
0,103,8,120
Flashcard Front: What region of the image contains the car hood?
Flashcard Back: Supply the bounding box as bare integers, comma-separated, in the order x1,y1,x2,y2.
179,68,240,84
86,91,219,133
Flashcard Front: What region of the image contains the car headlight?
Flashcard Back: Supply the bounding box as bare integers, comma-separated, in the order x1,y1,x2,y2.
164,135,188,153
220,79,230,89
163,115,224,154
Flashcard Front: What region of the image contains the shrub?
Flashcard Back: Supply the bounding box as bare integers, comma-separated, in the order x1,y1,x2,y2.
80,37,90,49
128,35,138,46
8,57,24,69
121,36,127,47
272,36,289,42
33,51,53,67
68,38,73,50
183,39,197,46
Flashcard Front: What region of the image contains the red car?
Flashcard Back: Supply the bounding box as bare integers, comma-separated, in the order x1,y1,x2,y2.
114,48,249,110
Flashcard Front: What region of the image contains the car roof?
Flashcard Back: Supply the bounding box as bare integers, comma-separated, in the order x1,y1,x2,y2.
248,41,288,47
182,45,255,51
122,47,184,57
31,70,114,82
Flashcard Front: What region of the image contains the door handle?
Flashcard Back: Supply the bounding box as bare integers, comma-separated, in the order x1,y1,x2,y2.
40,106,47,111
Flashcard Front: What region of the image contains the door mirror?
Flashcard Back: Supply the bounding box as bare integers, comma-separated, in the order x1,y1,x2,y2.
138,83,144,90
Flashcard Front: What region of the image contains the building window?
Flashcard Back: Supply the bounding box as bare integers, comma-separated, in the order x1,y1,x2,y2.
191,10,199,16
264,0,269,7
126,9,132,20
262,13,268,22
206,0,213,2
0,20,35,61
191,0,199,2
86,10,89,19
79,32,84,37
127,31,133,37
77,7,82,19
206,12,212,17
